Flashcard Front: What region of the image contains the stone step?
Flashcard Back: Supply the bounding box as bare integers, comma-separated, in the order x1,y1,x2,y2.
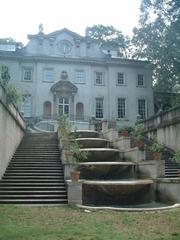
4,171,64,175
0,199,67,204
165,175,179,178
0,190,66,195
165,169,179,172
15,151,60,154
0,181,66,186
74,130,99,138
6,168,63,172
0,178,64,182
12,156,60,159
10,163,61,166
0,186,66,190
0,194,67,199
10,158,61,164
14,155,60,158
8,164,62,167
2,176,64,179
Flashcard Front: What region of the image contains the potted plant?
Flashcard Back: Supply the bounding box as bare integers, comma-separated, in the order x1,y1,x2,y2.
131,124,145,150
148,140,165,160
58,115,88,181
171,150,180,163
68,140,88,181
119,126,133,137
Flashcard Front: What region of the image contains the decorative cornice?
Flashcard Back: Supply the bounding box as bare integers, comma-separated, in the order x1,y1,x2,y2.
0,51,151,68
51,80,78,94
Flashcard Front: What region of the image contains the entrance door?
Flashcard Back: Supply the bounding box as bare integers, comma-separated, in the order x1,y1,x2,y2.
76,102,84,120
43,101,51,118
58,97,69,115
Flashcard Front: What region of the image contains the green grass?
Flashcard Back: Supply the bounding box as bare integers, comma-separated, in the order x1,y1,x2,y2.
0,205,180,240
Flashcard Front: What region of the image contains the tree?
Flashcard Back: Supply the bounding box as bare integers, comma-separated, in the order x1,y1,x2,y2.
0,38,23,50
132,0,180,93
85,24,131,58
0,65,21,106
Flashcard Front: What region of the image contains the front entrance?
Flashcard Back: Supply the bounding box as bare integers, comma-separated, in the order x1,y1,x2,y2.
58,97,69,115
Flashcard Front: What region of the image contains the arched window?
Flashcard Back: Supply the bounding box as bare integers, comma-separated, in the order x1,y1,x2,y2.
76,102,84,120
43,101,52,118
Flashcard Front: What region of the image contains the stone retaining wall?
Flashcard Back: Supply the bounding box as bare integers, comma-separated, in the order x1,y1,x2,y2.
0,84,25,179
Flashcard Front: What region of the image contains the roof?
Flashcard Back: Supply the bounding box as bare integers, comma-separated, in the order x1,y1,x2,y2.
28,28,84,40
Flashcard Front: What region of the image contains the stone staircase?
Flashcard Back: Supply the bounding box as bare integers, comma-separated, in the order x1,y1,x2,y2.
165,160,180,178
0,133,67,204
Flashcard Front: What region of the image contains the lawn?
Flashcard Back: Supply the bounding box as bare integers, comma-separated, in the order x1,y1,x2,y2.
0,205,180,240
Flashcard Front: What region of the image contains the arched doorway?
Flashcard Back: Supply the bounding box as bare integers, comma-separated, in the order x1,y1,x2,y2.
76,102,84,120
43,101,52,118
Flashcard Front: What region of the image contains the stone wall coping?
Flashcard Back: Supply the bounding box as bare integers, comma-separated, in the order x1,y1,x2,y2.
156,178,180,183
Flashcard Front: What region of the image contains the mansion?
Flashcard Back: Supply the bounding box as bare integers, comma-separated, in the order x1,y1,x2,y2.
0,28,154,128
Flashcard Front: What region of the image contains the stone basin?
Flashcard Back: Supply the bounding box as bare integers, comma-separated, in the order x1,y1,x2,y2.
82,179,154,205
74,130,99,138
81,148,122,162
76,138,109,148
78,162,136,179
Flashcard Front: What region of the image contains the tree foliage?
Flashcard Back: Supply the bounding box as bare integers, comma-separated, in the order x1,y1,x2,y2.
85,24,131,58
132,0,180,92
0,65,21,106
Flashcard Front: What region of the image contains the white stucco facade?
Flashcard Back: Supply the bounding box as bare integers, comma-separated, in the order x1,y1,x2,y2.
0,28,154,128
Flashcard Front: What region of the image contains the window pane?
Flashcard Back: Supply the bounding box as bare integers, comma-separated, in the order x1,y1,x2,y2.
64,105,69,114
138,99,146,119
64,97,69,104
58,105,63,115
75,70,85,84
117,98,126,118
96,98,103,118
137,74,144,86
24,69,32,81
59,97,63,104
58,97,69,115
95,72,103,85
117,72,124,85
43,69,53,82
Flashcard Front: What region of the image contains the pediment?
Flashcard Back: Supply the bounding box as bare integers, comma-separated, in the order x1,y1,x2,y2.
50,80,78,94
47,28,84,40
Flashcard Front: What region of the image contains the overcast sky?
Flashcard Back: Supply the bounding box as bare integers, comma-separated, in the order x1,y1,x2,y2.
0,0,141,45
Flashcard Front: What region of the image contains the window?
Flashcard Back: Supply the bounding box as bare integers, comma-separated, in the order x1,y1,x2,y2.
117,72,125,85
74,70,85,84
137,74,145,86
58,97,69,116
23,68,32,81
96,98,103,119
43,69,54,82
95,72,104,85
117,98,126,118
0,66,10,80
21,95,32,117
138,99,146,119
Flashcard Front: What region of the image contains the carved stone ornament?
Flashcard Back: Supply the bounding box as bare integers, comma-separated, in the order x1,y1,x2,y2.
61,70,68,80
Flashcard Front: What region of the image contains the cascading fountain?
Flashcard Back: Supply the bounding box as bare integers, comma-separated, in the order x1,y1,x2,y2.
75,130,155,207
